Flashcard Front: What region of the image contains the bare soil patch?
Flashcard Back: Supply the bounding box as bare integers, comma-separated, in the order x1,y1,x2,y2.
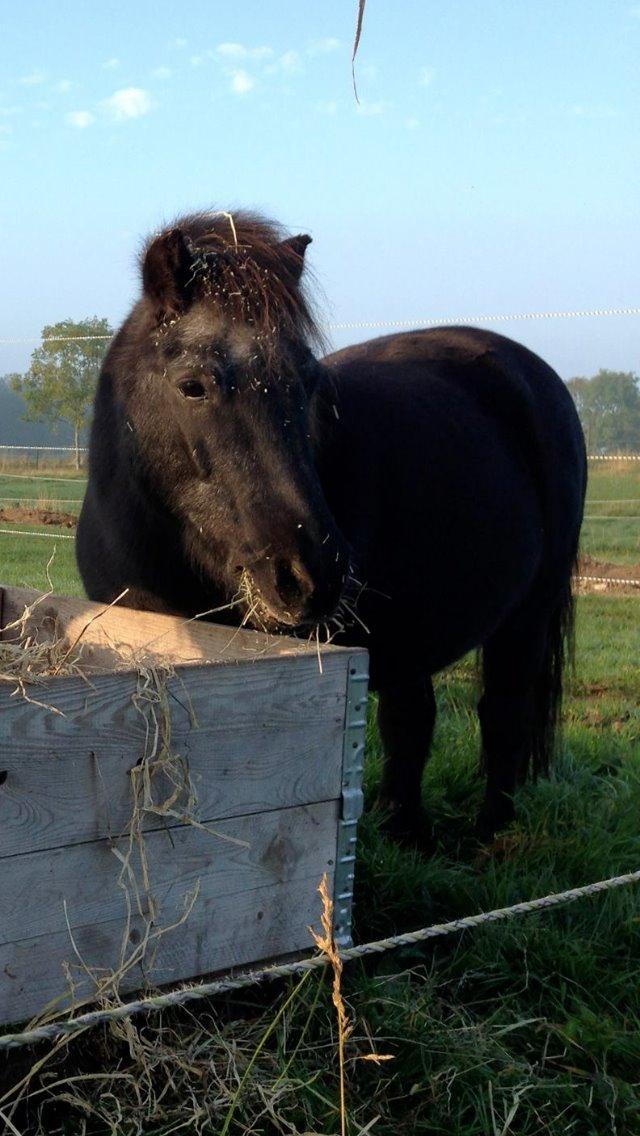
577,554,640,592
0,506,78,528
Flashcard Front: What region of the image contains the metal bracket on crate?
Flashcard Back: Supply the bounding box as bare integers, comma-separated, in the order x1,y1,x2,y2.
333,651,369,949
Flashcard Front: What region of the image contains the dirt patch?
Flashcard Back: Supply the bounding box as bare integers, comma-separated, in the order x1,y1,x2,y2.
576,555,640,593
0,506,78,528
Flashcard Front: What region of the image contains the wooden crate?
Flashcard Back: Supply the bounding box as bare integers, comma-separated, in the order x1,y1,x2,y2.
0,585,368,1026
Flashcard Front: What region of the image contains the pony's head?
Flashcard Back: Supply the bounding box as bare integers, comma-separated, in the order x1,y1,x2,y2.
111,211,349,631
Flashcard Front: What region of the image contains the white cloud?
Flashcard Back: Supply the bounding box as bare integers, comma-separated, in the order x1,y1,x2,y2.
216,42,273,60
19,71,46,86
151,66,173,79
405,116,420,130
190,54,205,67
230,69,255,95
418,66,435,88
102,57,120,71
66,110,95,128
53,79,74,93
307,37,341,56
171,37,188,49
102,87,154,120
356,99,390,117
0,123,12,134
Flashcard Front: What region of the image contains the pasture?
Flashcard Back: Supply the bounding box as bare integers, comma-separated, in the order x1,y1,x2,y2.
1,458,639,1134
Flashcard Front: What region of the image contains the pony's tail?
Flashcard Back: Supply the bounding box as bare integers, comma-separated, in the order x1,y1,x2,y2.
529,573,576,778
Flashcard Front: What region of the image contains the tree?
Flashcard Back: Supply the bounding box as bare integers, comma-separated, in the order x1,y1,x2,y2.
10,317,112,468
566,370,640,454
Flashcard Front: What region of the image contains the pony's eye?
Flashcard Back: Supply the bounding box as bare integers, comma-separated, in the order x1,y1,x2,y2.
179,380,206,400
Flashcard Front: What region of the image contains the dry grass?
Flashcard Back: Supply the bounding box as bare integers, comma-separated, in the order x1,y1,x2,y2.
311,876,353,1136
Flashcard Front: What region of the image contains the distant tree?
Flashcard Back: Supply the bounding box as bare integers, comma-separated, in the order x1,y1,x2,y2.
566,376,597,450
10,317,112,468
566,370,640,454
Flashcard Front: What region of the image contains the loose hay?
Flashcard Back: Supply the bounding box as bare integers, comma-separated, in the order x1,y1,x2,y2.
0,587,93,713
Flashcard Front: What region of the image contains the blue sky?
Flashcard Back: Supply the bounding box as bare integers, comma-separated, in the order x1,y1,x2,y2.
1,0,639,380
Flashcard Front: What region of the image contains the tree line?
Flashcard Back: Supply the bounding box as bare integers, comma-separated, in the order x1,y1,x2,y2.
566,371,640,454
2,319,640,460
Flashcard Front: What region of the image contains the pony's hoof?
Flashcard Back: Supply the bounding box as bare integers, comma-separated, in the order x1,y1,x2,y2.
376,800,435,855
475,800,515,845
474,813,498,846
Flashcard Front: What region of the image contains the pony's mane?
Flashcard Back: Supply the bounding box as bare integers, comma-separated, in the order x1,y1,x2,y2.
143,210,324,348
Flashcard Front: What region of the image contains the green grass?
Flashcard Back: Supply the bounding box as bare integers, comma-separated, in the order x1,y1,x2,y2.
0,468,85,595
585,460,640,504
0,527,80,595
0,468,85,532
581,517,640,565
583,461,640,565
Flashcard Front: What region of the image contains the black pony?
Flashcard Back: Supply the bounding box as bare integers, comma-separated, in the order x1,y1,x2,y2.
77,211,586,845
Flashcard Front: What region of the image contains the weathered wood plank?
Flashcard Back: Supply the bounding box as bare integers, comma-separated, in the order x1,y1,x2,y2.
0,800,338,1023
0,655,348,858
1,800,337,944
0,873,330,1025
0,585,347,670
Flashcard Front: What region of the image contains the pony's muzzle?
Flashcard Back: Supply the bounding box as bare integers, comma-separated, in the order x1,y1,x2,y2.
246,546,347,628
273,553,345,624
274,558,312,614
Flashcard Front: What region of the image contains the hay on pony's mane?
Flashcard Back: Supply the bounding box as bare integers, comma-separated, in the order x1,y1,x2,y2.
142,210,326,352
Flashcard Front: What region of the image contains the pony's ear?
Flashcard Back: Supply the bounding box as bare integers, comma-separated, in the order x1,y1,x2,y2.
280,234,312,283
142,228,194,318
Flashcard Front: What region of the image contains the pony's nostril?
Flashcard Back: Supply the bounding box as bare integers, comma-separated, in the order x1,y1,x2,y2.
274,560,309,608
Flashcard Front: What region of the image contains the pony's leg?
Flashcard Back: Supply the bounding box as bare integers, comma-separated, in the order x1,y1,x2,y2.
476,614,549,840
376,674,436,849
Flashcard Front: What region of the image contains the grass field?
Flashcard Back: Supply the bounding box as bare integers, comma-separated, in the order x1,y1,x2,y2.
0,466,84,596
1,460,640,1134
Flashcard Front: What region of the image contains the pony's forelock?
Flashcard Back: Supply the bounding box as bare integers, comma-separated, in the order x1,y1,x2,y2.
141,210,325,351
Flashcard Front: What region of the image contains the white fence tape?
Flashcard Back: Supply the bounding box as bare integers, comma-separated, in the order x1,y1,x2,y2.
0,444,88,453
0,472,87,483
1,304,640,347
0,527,75,540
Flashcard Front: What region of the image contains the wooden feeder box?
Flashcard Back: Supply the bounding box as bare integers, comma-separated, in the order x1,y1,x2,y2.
0,585,368,1026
